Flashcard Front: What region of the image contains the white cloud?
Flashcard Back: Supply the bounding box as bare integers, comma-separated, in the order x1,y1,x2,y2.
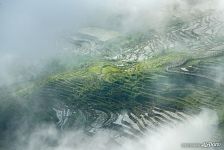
16,109,219,150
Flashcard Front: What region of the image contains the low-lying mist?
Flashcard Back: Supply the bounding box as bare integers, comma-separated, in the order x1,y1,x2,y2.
1,0,223,53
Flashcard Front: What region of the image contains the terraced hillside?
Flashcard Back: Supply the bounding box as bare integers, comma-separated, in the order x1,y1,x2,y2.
36,53,224,138
1,10,224,147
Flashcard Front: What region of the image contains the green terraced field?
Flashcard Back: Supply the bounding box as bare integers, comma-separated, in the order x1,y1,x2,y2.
1,9,224,149
3,50,223,138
